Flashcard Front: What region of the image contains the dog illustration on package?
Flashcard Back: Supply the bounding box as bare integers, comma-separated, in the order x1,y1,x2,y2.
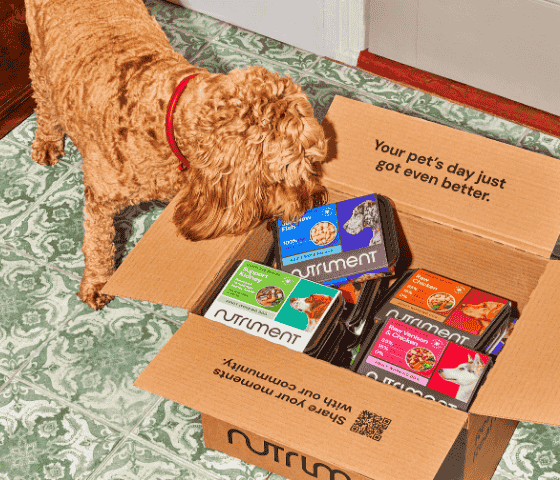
290,294,333,331
460,301,505,331
439,353,487,402
343,200,383,246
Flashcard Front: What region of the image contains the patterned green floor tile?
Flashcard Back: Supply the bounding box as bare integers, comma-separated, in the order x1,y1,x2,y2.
18,297,178,429
0,379,123,480
0,120,73,236
160,23,210,62
3,167,85,277
519,130,560,160
2,114,83,166
93,438,216,480
2,2,559,479
296,75,404,124
0,246,85,375
309,59,416,105
193,43,300,78
144,0,225,39
133,399,270,480
492,422,560,480
409,93,527,146
215,25,318,70
124,297,189,325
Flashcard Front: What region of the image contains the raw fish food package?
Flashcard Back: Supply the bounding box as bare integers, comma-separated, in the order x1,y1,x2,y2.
273,193,399,286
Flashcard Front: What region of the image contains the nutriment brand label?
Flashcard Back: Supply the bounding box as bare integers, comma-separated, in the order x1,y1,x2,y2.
376,269,509,348
204,260,340,352
276,194,391,285
355,318,491,411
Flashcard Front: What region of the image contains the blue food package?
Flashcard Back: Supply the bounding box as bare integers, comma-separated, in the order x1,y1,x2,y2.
273,193,399,286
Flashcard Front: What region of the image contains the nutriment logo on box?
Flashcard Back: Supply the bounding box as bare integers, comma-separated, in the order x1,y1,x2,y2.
276,194,390,285
227,428,353,480
204,260,340,352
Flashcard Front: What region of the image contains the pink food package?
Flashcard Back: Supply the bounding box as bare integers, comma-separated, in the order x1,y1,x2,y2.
352,318,492,411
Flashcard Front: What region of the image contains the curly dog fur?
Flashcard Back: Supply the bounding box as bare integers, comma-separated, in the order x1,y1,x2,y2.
25,0,328,309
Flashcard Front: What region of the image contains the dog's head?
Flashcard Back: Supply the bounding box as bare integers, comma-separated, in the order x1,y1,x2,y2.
290,294,332,316
290,297,308,313
343,200,379,235
460,302,504,320
438,354,485,385
173,66,327,241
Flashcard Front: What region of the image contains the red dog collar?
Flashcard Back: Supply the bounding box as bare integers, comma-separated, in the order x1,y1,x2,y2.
166,74,198,171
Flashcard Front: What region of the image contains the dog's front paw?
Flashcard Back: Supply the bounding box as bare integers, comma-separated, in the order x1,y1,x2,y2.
31,137,64,165
77,282,114,310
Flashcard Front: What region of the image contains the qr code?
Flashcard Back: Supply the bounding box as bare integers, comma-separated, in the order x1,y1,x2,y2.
350,410,391,441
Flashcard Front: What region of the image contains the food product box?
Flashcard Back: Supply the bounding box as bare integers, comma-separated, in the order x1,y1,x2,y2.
102,95,560,480
272,193,399,286
372,269,511,350
199,259,346,360
352,317,492,411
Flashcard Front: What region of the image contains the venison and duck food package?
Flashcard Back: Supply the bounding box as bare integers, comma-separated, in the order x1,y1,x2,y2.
272,193,400,287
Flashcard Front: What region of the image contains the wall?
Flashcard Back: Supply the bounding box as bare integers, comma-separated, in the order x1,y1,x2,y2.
367,0,560,116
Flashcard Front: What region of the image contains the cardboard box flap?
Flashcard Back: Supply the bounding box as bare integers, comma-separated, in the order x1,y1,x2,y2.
135,314,467,480
102,193,273,310
470,261,560,425
322,96,560,258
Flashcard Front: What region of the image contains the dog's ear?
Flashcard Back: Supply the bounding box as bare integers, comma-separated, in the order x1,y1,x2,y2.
172,168,266,241
263,181,327,225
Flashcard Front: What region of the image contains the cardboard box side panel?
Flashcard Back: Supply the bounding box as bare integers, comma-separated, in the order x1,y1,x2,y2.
134,315,467,480
322,96,560,257
102,193,269,309
201,414,373,480
470,261,560,424
190,224,273,314
464,414,518,480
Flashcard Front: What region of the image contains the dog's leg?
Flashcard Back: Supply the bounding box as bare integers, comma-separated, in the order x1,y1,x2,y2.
77,186,117,309
29,52,66,166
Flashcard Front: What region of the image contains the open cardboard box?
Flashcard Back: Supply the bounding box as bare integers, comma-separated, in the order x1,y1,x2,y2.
103,96,560,480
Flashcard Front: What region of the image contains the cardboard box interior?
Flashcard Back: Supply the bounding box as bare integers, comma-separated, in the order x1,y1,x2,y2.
103,96,560,480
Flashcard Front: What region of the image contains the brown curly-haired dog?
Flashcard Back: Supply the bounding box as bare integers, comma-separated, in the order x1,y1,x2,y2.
25,0,328,309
